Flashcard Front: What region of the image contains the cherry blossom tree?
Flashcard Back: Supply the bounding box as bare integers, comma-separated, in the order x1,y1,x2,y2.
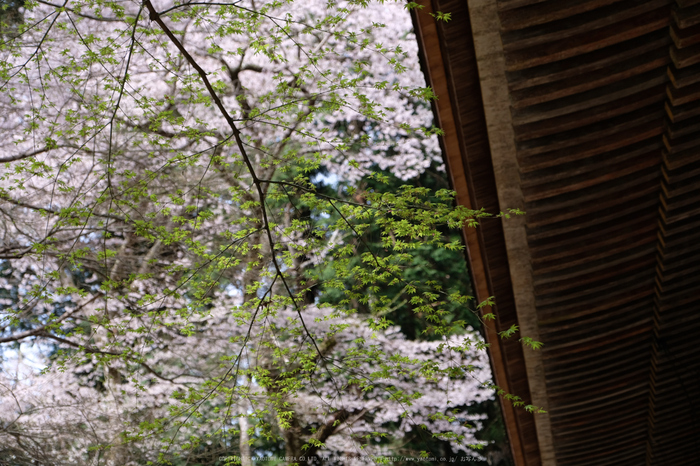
0,0,522,464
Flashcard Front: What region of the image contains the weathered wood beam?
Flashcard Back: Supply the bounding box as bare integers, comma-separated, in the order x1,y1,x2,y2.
463,1,556,464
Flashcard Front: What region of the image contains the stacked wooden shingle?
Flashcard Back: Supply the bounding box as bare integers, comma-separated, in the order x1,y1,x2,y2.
413,1,700,464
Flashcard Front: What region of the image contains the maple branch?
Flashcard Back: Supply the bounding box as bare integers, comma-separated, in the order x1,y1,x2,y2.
143,0,325,363
0,294,103,344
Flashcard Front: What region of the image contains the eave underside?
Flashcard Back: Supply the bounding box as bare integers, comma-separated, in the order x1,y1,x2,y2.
415,1,700,465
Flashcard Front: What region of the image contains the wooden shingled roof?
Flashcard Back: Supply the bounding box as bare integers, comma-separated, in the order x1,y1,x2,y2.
412,1,700,465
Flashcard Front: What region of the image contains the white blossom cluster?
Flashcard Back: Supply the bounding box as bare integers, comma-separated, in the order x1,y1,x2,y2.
0,0,492,464
1,302,493,464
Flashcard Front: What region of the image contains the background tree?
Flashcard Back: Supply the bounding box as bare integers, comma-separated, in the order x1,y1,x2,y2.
309,164,514,465
0,0,525,464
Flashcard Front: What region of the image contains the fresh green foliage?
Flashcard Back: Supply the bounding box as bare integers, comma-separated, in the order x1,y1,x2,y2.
0,1,539,464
